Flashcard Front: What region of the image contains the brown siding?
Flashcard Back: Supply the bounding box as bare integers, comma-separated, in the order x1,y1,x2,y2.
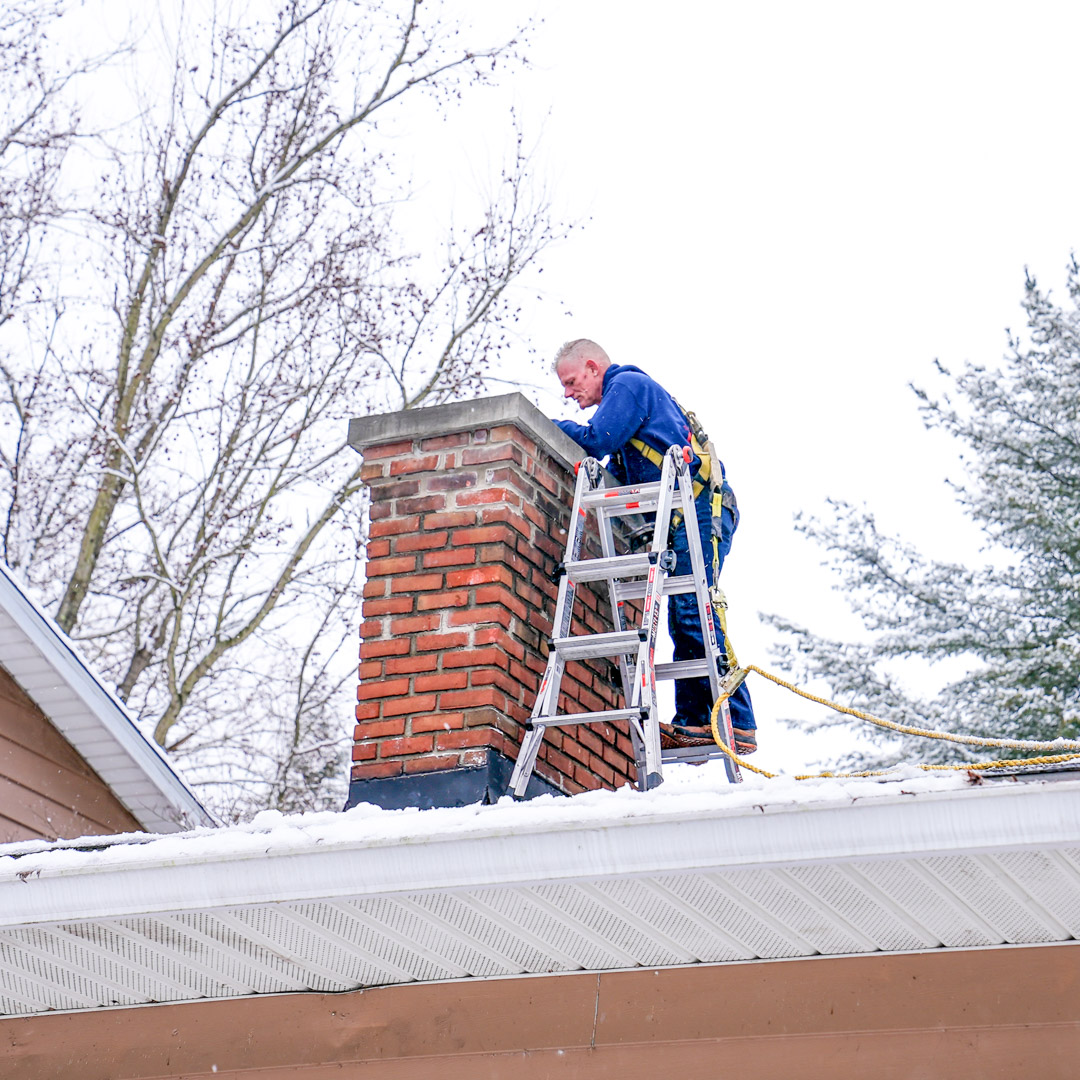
0,665,141,842
2,945,1078,1079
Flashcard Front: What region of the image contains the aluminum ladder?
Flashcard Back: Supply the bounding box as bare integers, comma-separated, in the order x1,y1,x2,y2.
508,445,742,797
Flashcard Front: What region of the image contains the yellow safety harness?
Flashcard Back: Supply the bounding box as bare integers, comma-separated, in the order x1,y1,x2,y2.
627,403,732,581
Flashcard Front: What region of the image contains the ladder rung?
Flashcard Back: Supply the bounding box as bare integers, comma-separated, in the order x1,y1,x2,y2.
552,629,642,659
654,659,713,681
613,574,695,600
530,708,645,730
581,483,662,513
662,744,731,763
564,552,653,582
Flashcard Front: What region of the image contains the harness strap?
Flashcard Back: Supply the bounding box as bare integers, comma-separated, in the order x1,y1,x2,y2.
628,434,711,499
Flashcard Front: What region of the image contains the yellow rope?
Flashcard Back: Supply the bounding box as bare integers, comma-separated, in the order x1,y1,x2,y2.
707,664,1080,781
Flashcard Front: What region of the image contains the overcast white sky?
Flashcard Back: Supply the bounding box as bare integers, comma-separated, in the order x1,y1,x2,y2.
83,0,1080,777
395,0,1080,773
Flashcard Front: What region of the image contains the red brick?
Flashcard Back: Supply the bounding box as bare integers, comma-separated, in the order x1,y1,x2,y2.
365,538,391,559
362,580,386,600
469,667,520,697
455,487,521,507
351,742,377,762
578,727,604,756
426,511,476,529
421,433,469,451
389,573,443,593
357,660,382,679
366,555,417,577
397,494,446,515
481,506,531,537
462,444,523,467
474,585,528,619
394,531,448,552
447,606,513,629
522,503,548,530
451,525,515,546
563,738,590,767
360,463,385,481
416,590,469,610
369,479,420,501
542,746,576,778
442,647,510,671
363,440,416,459
573,764,603,790
411,712,466,733
379,735,434,757
384,655,439,675
422,548,476,569
369,515,421,538
445,565,513,589
354,702,381,721
488,425,538,452
479,544,529,577
414,671,468,693
389,454,439,475
404,753,461,774
357,677,411,701
435,728,494,751
359,639,410,658
459,748,490,768
389,613,441,635
382,693,437,717
351,760,404,780
359,619,384,638
415,632,468,652
354,717,407,738
429,473,478,492
463,706,506,728
439,687,508,711
362,596,415,617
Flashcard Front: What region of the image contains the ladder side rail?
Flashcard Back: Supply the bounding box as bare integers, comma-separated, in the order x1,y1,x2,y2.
672,452,742,784
633,450,681,789
674,453,724,702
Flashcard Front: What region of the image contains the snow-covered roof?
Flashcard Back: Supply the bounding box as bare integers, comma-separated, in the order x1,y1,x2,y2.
1,764,1078,1016
0,562,214,835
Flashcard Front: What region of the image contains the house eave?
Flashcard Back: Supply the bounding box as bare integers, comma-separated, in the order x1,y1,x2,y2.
0,772,1077,1016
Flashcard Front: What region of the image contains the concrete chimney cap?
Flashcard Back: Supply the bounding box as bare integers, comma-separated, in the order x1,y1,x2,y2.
347,392,587,471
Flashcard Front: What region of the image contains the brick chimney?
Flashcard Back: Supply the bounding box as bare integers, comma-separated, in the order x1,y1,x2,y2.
346,393,639,809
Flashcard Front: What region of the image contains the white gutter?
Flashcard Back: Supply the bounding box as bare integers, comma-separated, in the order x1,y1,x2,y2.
2,775,1078,926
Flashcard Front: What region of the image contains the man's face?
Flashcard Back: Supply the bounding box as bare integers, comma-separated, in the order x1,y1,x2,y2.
557,356,604,409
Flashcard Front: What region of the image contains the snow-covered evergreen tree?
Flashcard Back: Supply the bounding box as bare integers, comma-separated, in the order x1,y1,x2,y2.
769,258,1080,768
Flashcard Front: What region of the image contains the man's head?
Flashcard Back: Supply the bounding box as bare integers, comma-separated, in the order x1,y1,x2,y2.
554,339,611,409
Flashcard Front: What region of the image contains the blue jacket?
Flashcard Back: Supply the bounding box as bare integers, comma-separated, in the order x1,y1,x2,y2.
554,364,698,485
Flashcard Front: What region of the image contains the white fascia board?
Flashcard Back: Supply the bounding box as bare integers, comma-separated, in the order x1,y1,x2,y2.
0,564,215,833
2,778,1078,929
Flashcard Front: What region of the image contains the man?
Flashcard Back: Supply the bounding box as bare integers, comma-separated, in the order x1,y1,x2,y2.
551,338,758,753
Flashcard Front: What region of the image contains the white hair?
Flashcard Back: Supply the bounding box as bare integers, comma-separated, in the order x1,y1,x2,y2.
552,338,611,373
